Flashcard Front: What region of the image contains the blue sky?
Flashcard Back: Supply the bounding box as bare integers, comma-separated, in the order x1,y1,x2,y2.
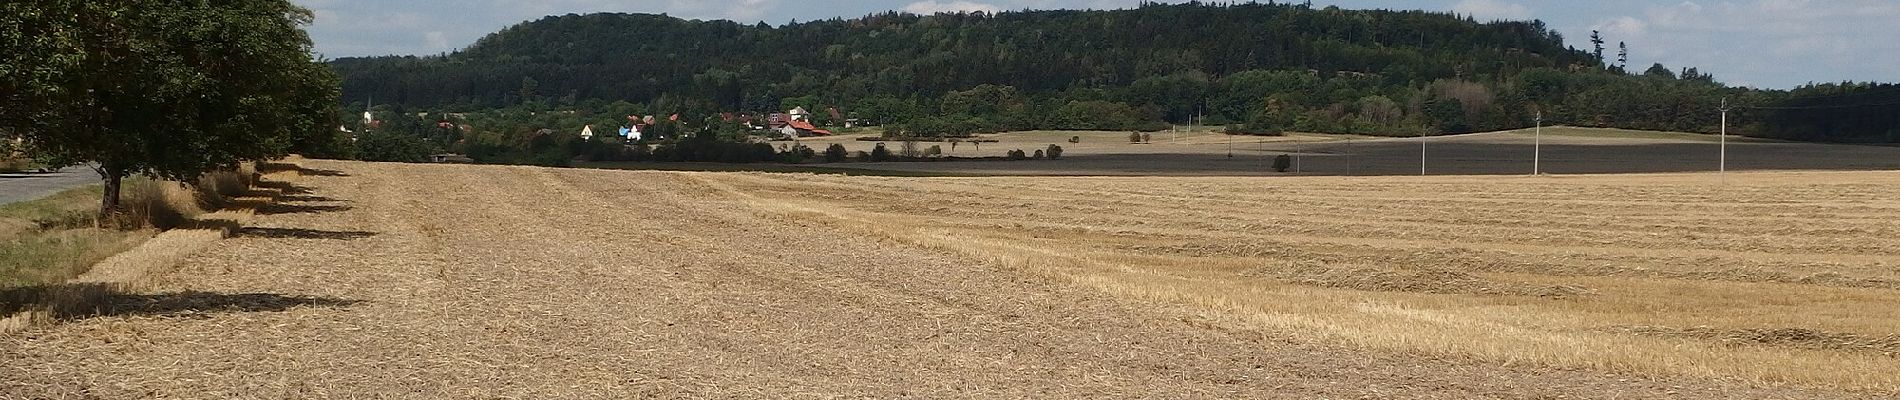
292,0,1900,89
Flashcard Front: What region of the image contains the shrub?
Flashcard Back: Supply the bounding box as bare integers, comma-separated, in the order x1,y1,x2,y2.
1068,136,1080,143
1128,132,1142,143
1033,149,1045,159
898,140,921,158
1141,133,1152,143
1273,154,1292,172
193,164,256,211
1007,149,1028,160
870,143,891,162
779,144,816,163
824,143,848,162
925,145,942,158
118,179,201,230
1046,144,1064,160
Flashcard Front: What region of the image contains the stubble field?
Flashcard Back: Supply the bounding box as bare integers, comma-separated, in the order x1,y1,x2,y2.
4,159,1898,398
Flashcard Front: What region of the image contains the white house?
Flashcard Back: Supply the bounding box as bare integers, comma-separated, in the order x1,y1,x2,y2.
788,106,811,122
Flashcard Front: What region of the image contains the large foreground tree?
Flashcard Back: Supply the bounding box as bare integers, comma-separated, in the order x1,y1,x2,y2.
0,0,339,214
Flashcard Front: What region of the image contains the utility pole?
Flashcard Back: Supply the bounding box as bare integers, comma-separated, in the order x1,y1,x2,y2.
1346,136,1354,175
1534,110,1543,175
1420,130,1427,176
1719,97,1731,174
1293,140,1302,174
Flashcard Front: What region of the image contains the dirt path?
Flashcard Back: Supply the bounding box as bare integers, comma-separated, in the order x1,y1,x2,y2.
0,161,1856,398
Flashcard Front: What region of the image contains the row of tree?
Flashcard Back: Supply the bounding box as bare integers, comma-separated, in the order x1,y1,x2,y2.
1,0,341,213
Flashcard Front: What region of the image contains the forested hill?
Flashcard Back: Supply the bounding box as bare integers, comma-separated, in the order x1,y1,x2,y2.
332,2,1899,142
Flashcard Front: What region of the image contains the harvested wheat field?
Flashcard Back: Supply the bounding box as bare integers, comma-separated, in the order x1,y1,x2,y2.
4,160,1898,398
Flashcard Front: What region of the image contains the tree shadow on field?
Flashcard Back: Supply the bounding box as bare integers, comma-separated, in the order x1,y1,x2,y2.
234,227,376,240
258,162,350,177
275,194,342,203
253,203,354,215
251,180,315,196
1,283,362,322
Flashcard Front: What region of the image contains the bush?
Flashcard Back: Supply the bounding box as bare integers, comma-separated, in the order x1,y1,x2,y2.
898,140,921,158
355,130,433,163
118,178,206,230
1128,132,1142,143
925,145,942,158
824,143,848,162
1033,149,1045,159
1046,144,1064,160
853,150,871,162
1007,149,1028,160
779,144,816,163
870,143,892,162
193,164,256,211
1141,133,1152,143
1068,136,1080,143
1273,154,1292,172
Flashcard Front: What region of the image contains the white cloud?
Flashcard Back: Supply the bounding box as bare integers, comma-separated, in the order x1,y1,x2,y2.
1576,0,1900,88
1592,16,1646,39
424,31,449,51
902,1,1003,15
1451,0,1531,21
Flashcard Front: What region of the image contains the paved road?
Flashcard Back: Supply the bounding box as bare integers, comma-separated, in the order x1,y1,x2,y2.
0,167,97,205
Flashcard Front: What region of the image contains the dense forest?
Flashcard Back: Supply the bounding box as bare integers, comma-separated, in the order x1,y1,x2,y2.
328,2,1900,164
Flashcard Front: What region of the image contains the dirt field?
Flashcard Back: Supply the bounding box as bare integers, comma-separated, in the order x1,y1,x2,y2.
3,160,1896,398
786,127,1900,176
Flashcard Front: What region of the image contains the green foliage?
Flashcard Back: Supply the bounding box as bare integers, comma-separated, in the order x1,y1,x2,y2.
1761,83,1900,142
781,144,817,163
0,0,338,213
1046,145,1064,160
823,143,849,162
648,129,777,163
320,3,1892,144
869,143,891,162
355,129,433,163
1273,154,1292,172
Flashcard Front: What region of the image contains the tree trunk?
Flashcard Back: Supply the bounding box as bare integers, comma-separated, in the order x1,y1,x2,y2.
99,166,123,217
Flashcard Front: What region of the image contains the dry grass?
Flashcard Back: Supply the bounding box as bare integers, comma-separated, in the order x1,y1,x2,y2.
0,161,1881,398
696,171,1900,393
0,163,273,332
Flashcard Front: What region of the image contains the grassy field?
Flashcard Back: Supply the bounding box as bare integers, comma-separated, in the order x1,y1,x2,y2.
3,159,1892,398
0,186,149,288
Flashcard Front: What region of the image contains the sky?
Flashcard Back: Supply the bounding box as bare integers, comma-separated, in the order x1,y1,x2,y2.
292,0,1900,89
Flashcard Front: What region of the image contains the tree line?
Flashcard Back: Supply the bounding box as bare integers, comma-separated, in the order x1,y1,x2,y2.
2,0,341,213
328,2,1897,146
